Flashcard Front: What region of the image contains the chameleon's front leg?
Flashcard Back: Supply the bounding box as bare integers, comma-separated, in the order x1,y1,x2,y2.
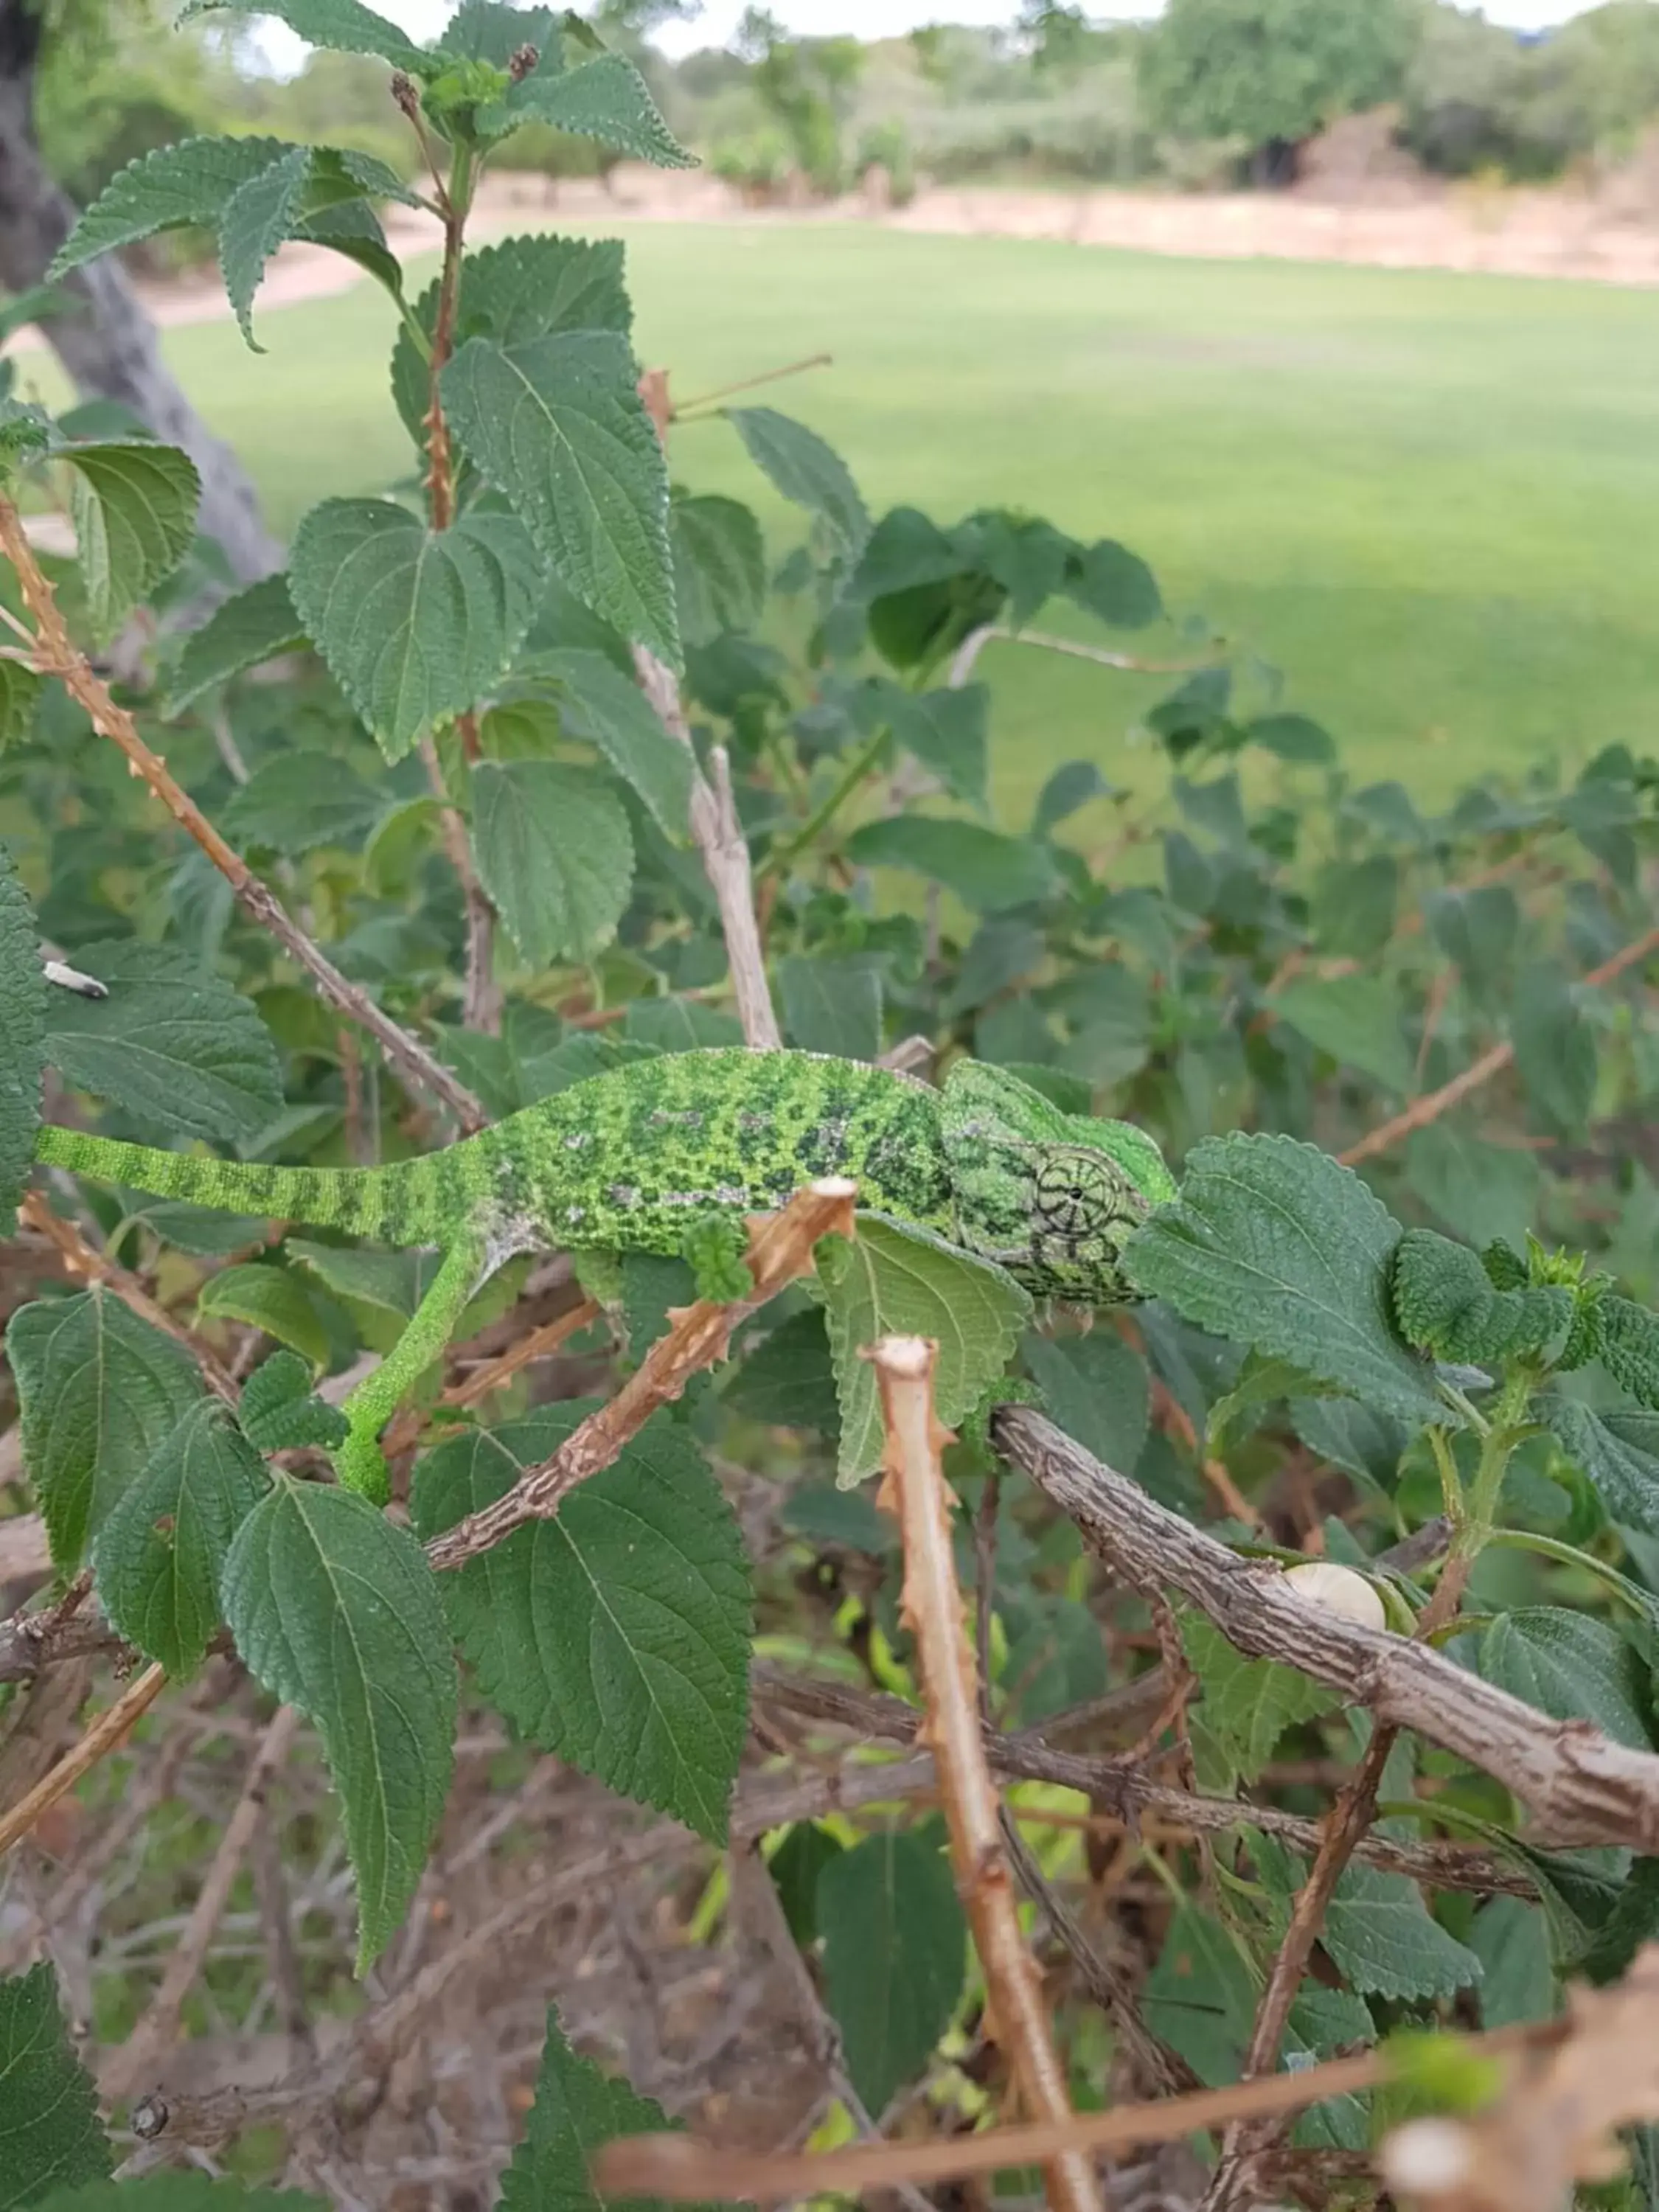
335,1232,488,1503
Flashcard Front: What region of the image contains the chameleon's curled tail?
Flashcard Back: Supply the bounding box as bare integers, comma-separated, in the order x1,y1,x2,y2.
32,1124,456,1245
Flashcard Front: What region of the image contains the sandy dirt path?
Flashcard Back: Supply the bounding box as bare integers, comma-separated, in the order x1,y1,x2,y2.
94,164,1659,338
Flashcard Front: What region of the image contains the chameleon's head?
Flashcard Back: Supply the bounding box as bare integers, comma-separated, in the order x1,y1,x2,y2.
939,1060,1176,1304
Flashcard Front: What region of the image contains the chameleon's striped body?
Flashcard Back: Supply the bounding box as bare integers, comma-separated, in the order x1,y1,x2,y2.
33,1048,1175,1499
35,1050,956,1253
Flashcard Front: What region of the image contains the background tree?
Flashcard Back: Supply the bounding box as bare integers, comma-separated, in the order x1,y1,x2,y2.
0,0,278,580
1141,0,1415,185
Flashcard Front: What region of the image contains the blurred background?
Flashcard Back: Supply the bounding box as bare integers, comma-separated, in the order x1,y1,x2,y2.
9,0,1658,811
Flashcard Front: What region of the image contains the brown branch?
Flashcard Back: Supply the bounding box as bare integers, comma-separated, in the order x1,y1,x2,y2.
378,1293,602,1461
0,1603,125,1686
1340,922,1659,1166
19,1192,238,1401
102,1703,301,2102
1205,1724,1398,2211
674,351,833,417
745,1667,1528,1895
0,495,487,1132
425,1181,855,1570
0,1660,167,1859
871,1336,1099,2212
633,370,782,1051
996,1809,1197,2100
993,1406,1659,1852
596,2014,1565,2205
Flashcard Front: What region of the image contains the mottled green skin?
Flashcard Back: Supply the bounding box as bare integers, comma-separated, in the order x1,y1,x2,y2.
34,1050,1175,1497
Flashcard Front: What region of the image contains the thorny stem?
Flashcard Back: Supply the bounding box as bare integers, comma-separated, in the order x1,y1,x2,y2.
0,496,488,1130
871,1338,1099,2212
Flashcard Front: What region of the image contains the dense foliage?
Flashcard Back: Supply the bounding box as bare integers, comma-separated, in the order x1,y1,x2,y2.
4,3,1659,2208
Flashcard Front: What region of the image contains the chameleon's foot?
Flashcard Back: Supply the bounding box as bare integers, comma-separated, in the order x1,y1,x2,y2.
334,1426,392,1506
681,1215,754,1304
959,1377,1043,1461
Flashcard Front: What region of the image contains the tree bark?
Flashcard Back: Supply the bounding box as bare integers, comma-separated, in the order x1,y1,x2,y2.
0,1,281,582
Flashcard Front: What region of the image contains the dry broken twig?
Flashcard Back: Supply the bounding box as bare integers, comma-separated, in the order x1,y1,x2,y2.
1380,1944,1659,2212
0,1660,167,1859
870,1336,1098,2212
597,2011,1567,2204
425,1180,857,1569
0,495,487,1133
19,1192,237,1400
993,1405,1659,1851
102,1704,302,2102
1340,922,1659,1166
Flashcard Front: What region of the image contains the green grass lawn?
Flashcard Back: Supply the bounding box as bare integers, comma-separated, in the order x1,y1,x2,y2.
47,223,1659,818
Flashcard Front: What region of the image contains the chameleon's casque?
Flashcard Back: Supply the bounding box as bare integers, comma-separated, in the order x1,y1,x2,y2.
33,1049,1175,1494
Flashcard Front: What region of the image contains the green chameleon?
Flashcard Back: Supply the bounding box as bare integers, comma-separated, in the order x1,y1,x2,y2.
32,1049,1175,1500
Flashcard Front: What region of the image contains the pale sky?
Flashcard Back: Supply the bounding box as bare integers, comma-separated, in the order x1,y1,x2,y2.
257,0,1610,71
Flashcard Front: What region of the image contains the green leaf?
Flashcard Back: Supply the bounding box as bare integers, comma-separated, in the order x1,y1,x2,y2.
391,233,630,444
412,1408,751,1843
49,135,294,274
882,683,990,811
846,817,1060,914
175,1,427,69
167,572,307,714
1180,1613,1336,1783
0,1964,111,2211
1142,1902,1254,2085
1275,976,1412,1095
7,1289,203,1569
1405,1122,1540,1253
1246,712,1336,764
483,52,694,166
240,1350,349,1453
1021,1330,1149,1472
532,647,692,837
226,754,384,858
1512,962,1597,1138
1207,1352,1338,1453
32,2183,325,2212
1470,1897,1557,2028
672,492,765,645
442,332,678,667
817,1829,966,2115
288,499,543,762
1064,537,1161,628
92,1399,268,1676
499,2004,714,2212
62,442,199,643
1033,760,1112,835
1391,1229,1571,1366
1127,1133,1448,1427
726,406,869,560
0,660,42,751
470,760,633,970
0,842,45,1239
1321,1865,1483,2001
769,1823,845,1947
1543,1399,1659,1533
196,1264,330,1371
813,1215,1032,1484
222,1477,456,1971
218,142,310,347
1427,886,1519,998
1480,1607,1653,1751
43,939,283,1143
1596,1298,1659,1413
1312,854,1397,959
725,1310,841,1436
776,953,881,1062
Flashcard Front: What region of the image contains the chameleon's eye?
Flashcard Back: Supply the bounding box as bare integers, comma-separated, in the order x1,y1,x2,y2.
1034,1150,1141,1245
